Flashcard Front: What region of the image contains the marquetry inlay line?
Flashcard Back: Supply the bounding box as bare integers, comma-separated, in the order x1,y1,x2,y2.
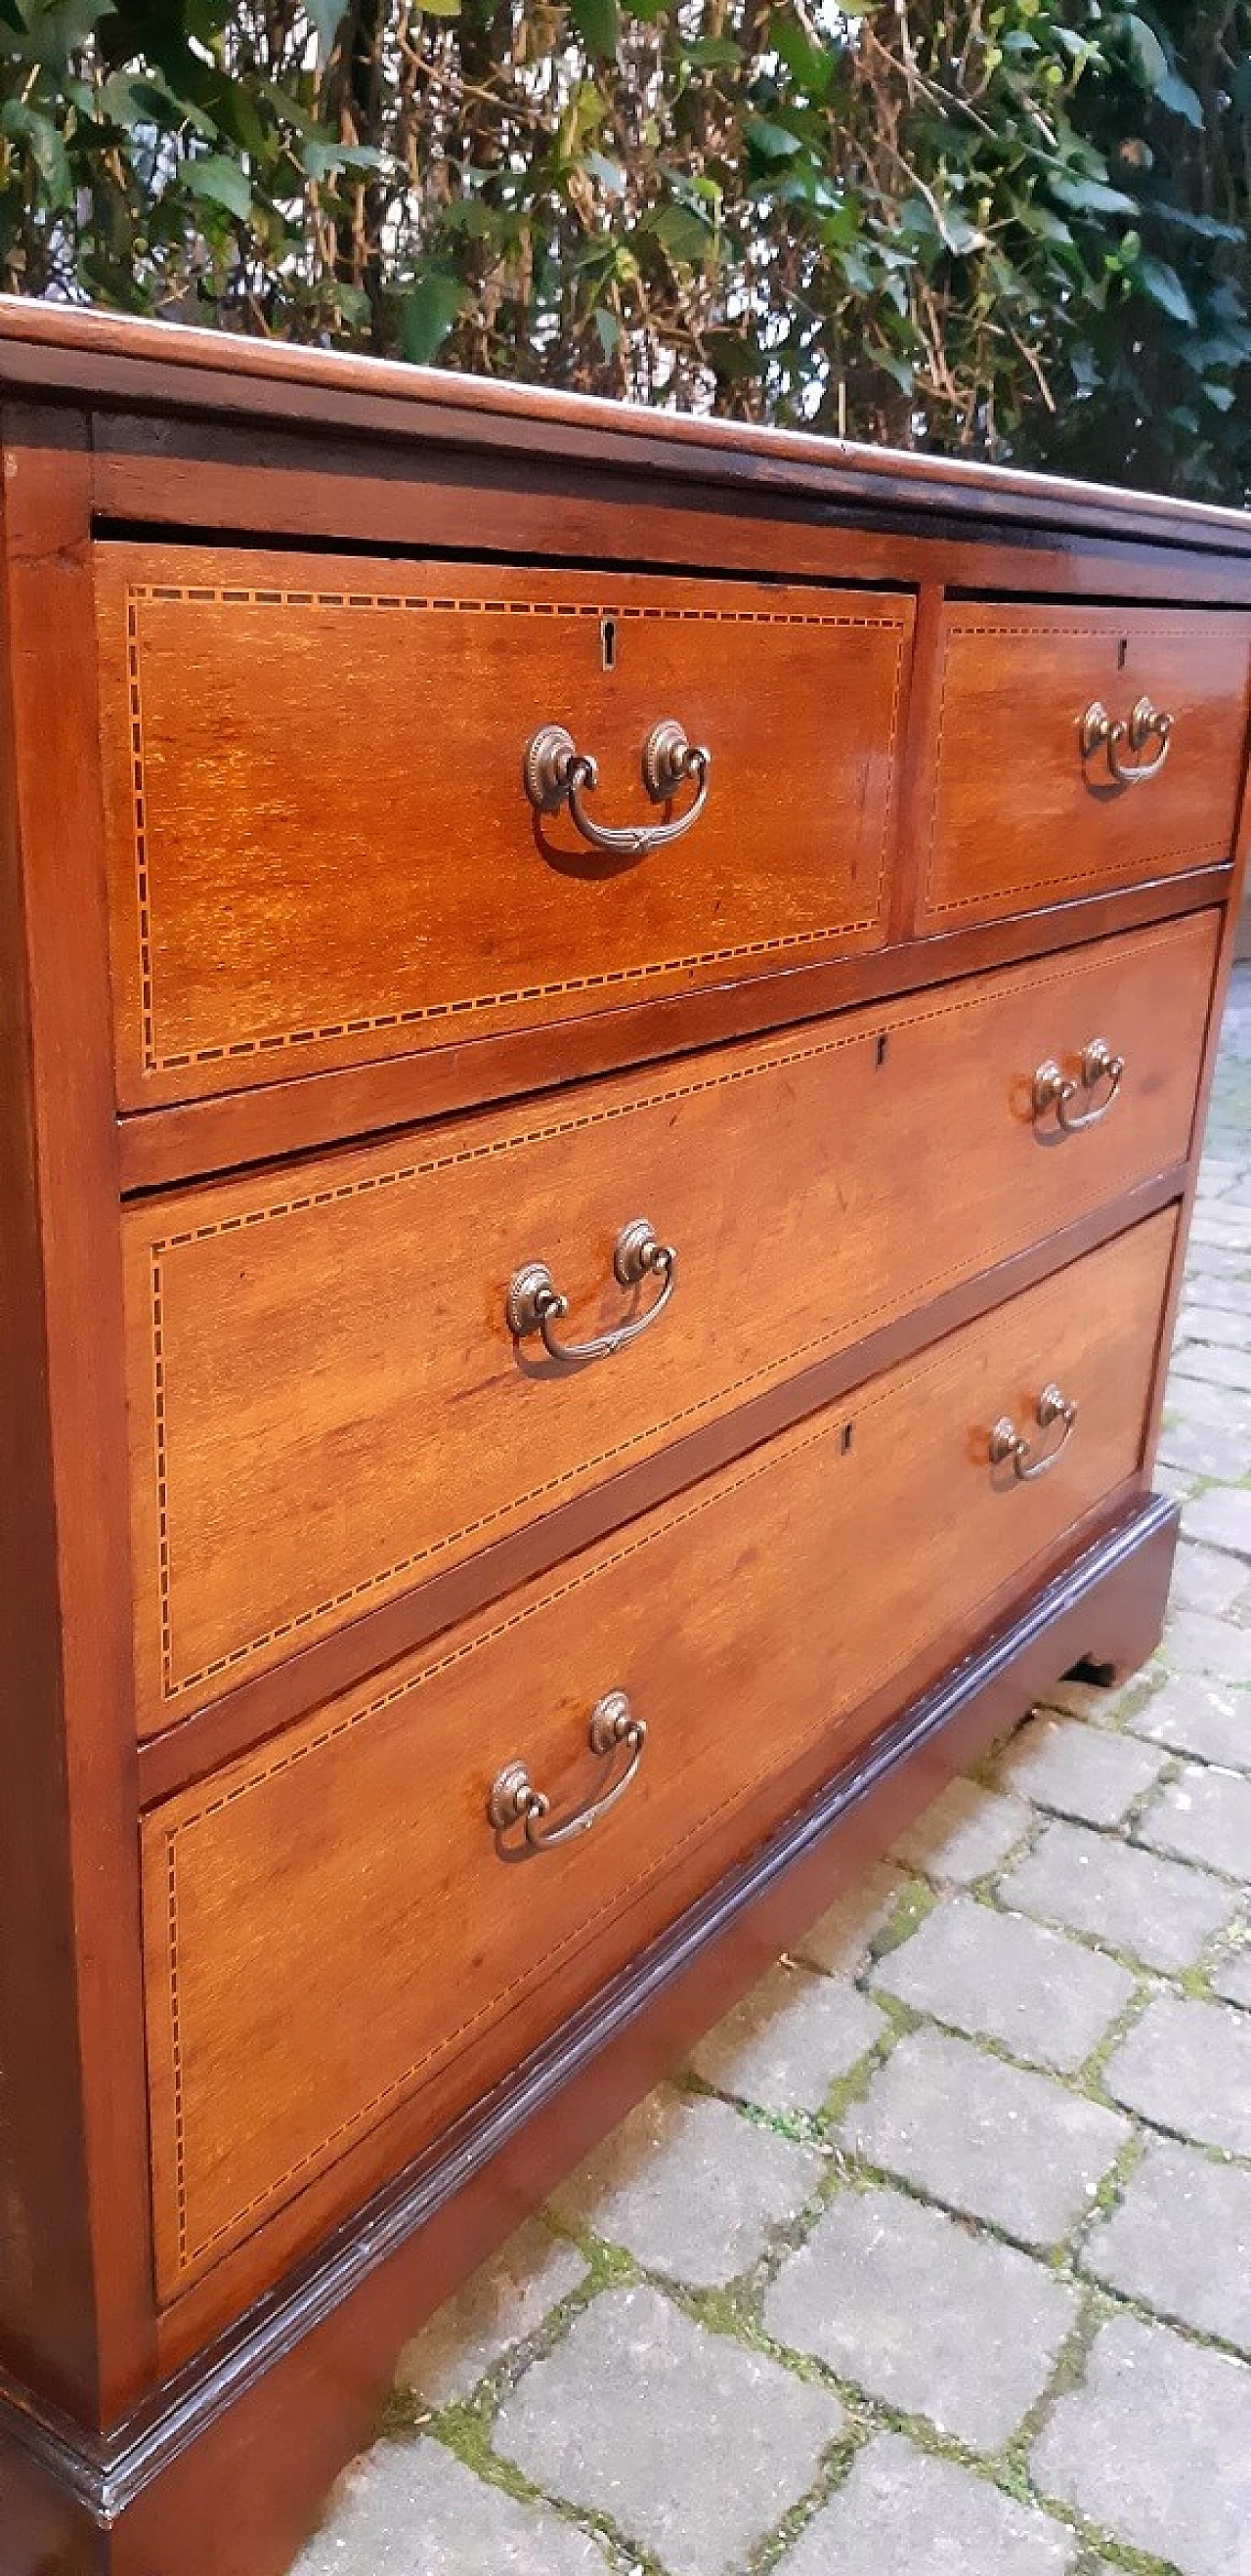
123,582,909,1074
144,918,1196,1708
156,1301,1008,2277
923,617,1238,921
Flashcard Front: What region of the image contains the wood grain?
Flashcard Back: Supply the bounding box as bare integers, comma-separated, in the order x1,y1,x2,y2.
122,911,1215,1738
3,291,1251,560
114,869,1231,1197
919,603,1251,932
95,547,910,1106
0,412,154,2427
141,1208,1175,2303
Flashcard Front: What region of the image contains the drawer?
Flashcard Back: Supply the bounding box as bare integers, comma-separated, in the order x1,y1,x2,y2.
919,603,1250,932
141,1210,1176,2300
123,909,1216,1736
95,546,912,1109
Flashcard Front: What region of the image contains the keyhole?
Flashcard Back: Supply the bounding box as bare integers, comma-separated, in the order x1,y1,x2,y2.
841,1421,855,1455
601,616,618,674
1117,636,1128,672
875,1032,889,1070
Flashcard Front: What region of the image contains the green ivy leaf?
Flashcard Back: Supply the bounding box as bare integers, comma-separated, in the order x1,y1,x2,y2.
1156,70,1203,127
186,152,252,221
571,0,618,61
401,270,465,365
650,199,715,263
681,36,742,68
592,307,620,358
304,1,347,60
1119,13,1169,92
0,101,69,200
300,139,387,181
1138,253,1197,326
746,115,803,160
1050,172,1139,217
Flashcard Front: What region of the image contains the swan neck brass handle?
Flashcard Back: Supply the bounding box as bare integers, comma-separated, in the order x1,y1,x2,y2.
524,718,711,856
489,1691,646,1854
990,1383,1077,1482
507,1217,676,1366
1033,1038,1124,1134
1082,696,1174,786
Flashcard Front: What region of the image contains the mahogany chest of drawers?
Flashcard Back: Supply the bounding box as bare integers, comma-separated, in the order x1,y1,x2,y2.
0,300,1246,2576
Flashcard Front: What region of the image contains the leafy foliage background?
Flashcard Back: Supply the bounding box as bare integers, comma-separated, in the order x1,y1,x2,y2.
1,2,1248,500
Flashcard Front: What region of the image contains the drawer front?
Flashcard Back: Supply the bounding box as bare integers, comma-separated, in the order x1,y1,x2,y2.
95,547,912,1109
123,909,1215,1736
919,605,1250,931
142,1211,1176,2299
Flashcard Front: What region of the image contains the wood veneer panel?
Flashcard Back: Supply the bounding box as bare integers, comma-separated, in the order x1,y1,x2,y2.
140,1211,1175,2303
95,547,911,1107
919,603,1251,932
114,869,1231,1196
122,911,1215,1739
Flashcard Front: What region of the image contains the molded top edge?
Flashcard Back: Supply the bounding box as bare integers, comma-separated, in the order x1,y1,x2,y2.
1,292,1249,553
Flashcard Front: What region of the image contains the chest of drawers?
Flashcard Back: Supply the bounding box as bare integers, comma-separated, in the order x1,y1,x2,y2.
0,302,1246,2576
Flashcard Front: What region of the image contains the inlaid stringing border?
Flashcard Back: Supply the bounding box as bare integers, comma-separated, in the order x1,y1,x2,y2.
141,916,1200,1709
922,616,1242,921
124,583,910,1075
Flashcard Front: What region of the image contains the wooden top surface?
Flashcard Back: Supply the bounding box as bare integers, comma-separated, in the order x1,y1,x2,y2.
2,293,1250,556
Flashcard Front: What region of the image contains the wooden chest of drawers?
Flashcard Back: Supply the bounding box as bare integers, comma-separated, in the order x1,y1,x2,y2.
0,302,1246,2576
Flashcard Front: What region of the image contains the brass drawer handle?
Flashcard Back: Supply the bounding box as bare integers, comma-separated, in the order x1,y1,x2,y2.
990,1383,1077,1482
524,718,711,856
507,1216,676,1366
1081,696,1174,786
1032,1038,1124,1134
489,1690,646,1854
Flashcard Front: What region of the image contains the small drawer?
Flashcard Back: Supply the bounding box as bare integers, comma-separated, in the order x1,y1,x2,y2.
121,908,1216,1738
95,546,912,1110
141,1209,1176,2302
918,603,1250,932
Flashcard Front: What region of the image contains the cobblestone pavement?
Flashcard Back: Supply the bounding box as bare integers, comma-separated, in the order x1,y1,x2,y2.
295,968,1251,2576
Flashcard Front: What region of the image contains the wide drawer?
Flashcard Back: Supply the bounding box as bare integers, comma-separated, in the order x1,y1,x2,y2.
123,909,1215,1737
95,546,912,1109
918,603,1250,932
141,1211,1176,2301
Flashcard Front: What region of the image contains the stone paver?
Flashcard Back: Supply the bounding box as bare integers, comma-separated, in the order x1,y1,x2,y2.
791,1858,906,1976
550,2086,824,2288
1136,1762,1251,1880
840,2027,1131,2249
1031,2312,1251,2576
1128,1672,1251,1770
998,1815,1237,1972
686,1959,885,2114
304,974,1251,2576
1103,1993,1251,2157
1212,1943,1251,2009
291,2436,614,2576
492,2286,842,2576
1180,1300,1251,1347
783,2435,1076,2576
395,2219,588,2408
997,1713,1167,1827
1158,1607,1251,1684
1183,1485,1251,1560
1082,2137,1251,2354
763,2185,1079,2448
1170,1539,1248,1616
1156,1412,1251,1481
890,1778,1032,1884
868,1893,1135,2074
